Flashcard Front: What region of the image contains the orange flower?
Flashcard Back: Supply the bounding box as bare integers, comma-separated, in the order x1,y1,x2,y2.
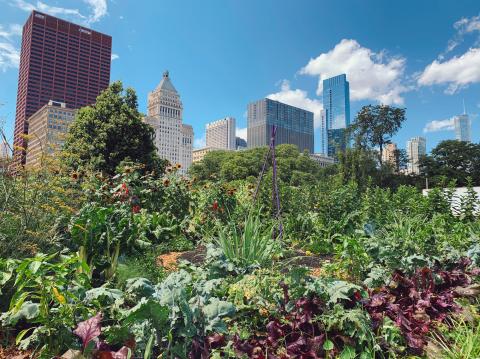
163,178,170,187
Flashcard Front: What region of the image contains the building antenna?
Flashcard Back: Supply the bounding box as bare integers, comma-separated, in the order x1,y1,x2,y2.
463,98,466,115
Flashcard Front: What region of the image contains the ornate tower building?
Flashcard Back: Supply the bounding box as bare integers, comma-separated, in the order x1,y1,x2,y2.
144,71,193,174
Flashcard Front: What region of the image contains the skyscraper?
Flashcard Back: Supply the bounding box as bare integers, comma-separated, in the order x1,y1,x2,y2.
25,100,76,167
235,137,247,150
144,71,193,175
247,98,314,153
206,117,236,150
323,74,350,157
13,10,112,166
382,143,398,168
454,114,471,143
407,136,426,175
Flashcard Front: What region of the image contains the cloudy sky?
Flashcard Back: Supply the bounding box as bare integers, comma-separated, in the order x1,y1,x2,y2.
0,0,479,152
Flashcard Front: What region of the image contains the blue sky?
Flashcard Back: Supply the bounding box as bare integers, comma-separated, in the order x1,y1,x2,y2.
0,0,479,153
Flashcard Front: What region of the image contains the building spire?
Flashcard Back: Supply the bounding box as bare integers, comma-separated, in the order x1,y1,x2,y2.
463,98,467,115
163,70,169,78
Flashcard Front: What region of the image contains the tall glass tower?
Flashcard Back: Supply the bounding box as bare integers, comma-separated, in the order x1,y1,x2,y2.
323,74,350,157
247,98,314,153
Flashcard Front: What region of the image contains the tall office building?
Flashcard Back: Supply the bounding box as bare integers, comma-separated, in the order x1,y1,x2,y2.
407,136,426,175
247,98,314,153
206,117,236,150
25,100,76,167
144,71,193,175
382,143,398,168
454,114,471,143
323,74,350,157
235,137,247,150
13,10,112,166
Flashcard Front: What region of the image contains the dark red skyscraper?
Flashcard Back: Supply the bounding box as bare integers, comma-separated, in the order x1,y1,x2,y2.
13,10,111,166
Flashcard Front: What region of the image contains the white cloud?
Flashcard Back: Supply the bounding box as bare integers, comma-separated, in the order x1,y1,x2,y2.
0,24,22,40
423,118,455,133
300,39,408,105
236,127,247,141
11,0,108,26
439,14,480,59
0,24,21,72
0,42,20,71
193,136,206,149
418,48,480,94
83,0,107,24
267,80,324,129
111,53,119,61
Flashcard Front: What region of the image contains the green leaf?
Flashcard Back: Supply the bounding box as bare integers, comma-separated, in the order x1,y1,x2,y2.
123,298,168,327
203,298,235,332
323,339,334,351
340,346,356,359
143,332,155,359
4,301,40,325
16,327,35,345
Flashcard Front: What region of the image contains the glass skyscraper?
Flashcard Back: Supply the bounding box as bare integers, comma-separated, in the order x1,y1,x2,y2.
322,74,350,157
454,114,471,143
247,98,314,153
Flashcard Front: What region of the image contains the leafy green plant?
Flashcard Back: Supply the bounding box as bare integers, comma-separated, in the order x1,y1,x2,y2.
215,209,280,269
0,253,92,355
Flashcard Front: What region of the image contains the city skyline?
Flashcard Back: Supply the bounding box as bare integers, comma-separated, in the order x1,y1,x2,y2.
1,1,479,155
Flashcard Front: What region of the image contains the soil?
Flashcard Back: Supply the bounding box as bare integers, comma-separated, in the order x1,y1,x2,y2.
157,246,330,274
0,347,32,359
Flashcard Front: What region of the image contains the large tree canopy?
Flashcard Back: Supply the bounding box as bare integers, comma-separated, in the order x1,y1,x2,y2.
420,140,480,186
63,81,161,175
349,105,406,165
189,144,322,185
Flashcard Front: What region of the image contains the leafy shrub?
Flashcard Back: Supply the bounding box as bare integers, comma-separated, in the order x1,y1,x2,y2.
215,209,280,269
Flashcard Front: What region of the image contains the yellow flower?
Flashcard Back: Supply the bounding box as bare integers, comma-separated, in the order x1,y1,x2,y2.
53,287,66,304
305,250,312,256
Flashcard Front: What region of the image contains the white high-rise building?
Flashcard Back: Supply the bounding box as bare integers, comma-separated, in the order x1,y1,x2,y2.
0,140,10,159
144,71,193,175
382,143,398,168
454,114,471,143
407,136,426,175
206,117,236,150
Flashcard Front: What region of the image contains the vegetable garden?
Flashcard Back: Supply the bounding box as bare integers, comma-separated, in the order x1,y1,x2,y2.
1,149,480,358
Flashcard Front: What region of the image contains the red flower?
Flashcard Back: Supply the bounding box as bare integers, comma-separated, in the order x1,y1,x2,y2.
212,200,219,211
132,205,141,213
121,183,129,195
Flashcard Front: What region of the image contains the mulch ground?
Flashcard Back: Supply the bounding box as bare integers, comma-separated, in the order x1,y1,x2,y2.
0,347,32,359
157,245,330,275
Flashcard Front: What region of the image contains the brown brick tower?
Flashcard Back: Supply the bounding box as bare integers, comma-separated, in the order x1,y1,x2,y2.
13,10,111,167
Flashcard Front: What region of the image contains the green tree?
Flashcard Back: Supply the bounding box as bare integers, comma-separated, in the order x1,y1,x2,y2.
349,105,406,166
419,140,480,186
63,81,162,175
189,144,321,185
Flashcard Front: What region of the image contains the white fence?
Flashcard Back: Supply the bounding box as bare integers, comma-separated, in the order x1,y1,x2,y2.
422,187,480,215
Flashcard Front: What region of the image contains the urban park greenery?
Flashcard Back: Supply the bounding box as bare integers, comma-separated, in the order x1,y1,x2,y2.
1,90,480,358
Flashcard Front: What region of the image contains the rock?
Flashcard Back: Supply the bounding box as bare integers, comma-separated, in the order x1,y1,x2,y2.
60,349,83,359
454,284,480,298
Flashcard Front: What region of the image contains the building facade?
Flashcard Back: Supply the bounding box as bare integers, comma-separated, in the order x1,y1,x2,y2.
323,74,350,157
247,98,314,153
454,114,471,143
25,100,76,167
144,71,193,175
382,143,398,168
407,136,426,175
235,137,247,150
192,147,216,163
0,140,10,173
206,117,236,150
13,10,111,167
309,153,335,168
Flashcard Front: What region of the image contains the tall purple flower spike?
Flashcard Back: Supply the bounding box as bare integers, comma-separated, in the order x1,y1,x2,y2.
253,125,282,240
